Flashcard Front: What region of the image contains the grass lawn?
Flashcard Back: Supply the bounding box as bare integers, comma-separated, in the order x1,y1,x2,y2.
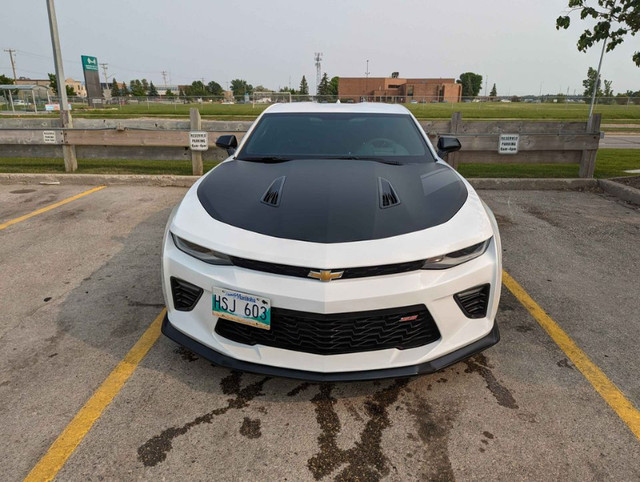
1,149,637,179
4,101,640,121
458,149,640,178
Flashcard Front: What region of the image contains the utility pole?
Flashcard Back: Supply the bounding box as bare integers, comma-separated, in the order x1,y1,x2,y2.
4,49,17,81
314,52,322,96
588,36,608,121
46,0,77,172
100,62,109,91
365,59,370,101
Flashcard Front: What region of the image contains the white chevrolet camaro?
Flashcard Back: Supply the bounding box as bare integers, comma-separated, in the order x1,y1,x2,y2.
161,102,501,381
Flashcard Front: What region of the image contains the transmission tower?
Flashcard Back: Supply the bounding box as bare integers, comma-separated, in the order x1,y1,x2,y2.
314,52,323,95
161,70,168,86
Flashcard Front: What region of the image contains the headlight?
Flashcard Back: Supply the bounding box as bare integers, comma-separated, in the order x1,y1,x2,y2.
421,238,491,269
171,233,233,265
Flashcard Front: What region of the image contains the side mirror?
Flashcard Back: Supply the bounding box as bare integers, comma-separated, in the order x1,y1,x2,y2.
437,136,461,157
215,135,238,155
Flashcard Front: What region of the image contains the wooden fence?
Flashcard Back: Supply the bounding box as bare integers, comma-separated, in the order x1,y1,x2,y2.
0,110,602,177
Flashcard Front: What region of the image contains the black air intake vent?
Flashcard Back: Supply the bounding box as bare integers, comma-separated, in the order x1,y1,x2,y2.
454,284,490,318
378,178,400,208
261,176,286,207
171,277,203,311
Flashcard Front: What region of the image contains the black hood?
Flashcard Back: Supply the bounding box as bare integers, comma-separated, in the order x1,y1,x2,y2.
197,159,468,243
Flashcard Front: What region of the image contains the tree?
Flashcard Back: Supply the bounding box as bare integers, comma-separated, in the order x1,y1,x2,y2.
299,75,309,95
230,79,253,96
490,83,497,99
121,81,129,96
582,66,611,97
141,79,149,93
129,79,145,96
148,81,158,97
0,74,13,85
253,85,272,92
184,80,207,97
206,81,223,96
456,72,483,97
48,73,75,97
329,76,339,98
110,77,120,97
165,89,175,97
318,73,331,96
556,0,640,67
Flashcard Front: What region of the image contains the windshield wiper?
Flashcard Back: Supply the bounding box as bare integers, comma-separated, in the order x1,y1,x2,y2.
237,156,292,163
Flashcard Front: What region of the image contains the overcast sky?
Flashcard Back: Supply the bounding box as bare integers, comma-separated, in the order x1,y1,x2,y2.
1,0,638,95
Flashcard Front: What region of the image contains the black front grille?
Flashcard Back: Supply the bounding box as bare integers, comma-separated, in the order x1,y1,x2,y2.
170,277,203,311
228,256,425,280
454,284,490,318
215,304,440,355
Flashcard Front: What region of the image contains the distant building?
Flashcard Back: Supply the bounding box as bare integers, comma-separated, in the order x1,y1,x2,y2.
65,78,86,97
15,77,50,90
338,76,461,103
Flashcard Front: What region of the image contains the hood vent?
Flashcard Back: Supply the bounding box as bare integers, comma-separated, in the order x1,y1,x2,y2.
261,176,286,207
378,178,401,208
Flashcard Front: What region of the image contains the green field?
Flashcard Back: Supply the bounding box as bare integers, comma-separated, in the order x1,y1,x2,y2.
1,149,637,179
3,101,640,121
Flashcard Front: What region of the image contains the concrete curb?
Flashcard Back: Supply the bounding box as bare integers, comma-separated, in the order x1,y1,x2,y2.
598,179,640,205
0,173,200,187
469,178,598,191
0,173,604,191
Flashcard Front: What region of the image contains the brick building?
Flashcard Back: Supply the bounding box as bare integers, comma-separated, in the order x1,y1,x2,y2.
338,77,461,103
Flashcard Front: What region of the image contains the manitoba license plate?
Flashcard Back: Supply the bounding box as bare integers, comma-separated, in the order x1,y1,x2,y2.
212,287,271,330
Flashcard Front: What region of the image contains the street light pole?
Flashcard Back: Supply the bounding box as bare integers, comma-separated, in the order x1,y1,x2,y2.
46,0,77,171
588,35,608,121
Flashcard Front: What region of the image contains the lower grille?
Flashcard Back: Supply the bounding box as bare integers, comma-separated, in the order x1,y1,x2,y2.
170,277,203,311
454,284,490,318
215,304,440,355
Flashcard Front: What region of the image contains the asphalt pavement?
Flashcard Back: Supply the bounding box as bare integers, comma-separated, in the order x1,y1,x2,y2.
0,184,638,481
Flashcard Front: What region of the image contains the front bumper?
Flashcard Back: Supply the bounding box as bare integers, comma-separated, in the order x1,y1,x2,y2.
162,313,500,381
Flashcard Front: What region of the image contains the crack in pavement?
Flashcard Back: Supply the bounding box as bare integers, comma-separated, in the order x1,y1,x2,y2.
137,371,269,467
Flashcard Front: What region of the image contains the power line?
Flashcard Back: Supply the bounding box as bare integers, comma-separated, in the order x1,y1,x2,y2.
4,49,17,81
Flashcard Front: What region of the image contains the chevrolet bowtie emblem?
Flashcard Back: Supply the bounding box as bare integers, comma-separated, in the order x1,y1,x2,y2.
308,269,344,282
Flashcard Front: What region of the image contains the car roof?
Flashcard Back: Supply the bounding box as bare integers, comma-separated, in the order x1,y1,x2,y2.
263,102,411,115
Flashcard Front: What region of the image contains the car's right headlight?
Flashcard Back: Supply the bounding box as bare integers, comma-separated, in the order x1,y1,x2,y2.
171,233,233,265
421,238,491,269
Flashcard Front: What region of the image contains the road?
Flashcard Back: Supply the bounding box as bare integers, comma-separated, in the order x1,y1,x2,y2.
600,134,640,149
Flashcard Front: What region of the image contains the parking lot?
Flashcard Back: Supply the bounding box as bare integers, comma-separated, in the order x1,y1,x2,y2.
1,182,639,481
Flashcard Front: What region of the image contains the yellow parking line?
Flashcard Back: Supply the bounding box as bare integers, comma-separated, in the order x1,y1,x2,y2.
24,309,165,482
503,270,640,441
0,185,106,231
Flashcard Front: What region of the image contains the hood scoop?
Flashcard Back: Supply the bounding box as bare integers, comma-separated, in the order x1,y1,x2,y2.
378,178,401,208
261,176,286,207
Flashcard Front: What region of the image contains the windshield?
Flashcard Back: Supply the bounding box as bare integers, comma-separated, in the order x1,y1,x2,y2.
237,112,434,163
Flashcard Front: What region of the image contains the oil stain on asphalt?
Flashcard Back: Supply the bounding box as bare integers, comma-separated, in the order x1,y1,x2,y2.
307,379,409,481
463,354,518,409
137,371,270,467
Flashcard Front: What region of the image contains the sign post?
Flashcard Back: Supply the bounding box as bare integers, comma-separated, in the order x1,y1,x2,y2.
189,108,205,175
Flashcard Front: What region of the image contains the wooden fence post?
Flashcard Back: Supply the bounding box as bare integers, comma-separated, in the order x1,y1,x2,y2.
447,112,462,170
579,113,601,178
61,110,77,172
190,107,203,176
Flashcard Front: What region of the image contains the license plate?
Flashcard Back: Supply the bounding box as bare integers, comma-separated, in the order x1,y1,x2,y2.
212,287,271,330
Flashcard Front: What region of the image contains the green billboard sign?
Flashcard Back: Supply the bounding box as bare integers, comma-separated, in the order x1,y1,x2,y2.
81,55,99,71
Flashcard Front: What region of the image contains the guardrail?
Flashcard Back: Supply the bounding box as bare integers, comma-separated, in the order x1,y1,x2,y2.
0,111,602,177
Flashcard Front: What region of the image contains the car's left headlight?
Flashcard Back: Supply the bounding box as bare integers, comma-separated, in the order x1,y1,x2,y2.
421,238,491,269
171,233,233,265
